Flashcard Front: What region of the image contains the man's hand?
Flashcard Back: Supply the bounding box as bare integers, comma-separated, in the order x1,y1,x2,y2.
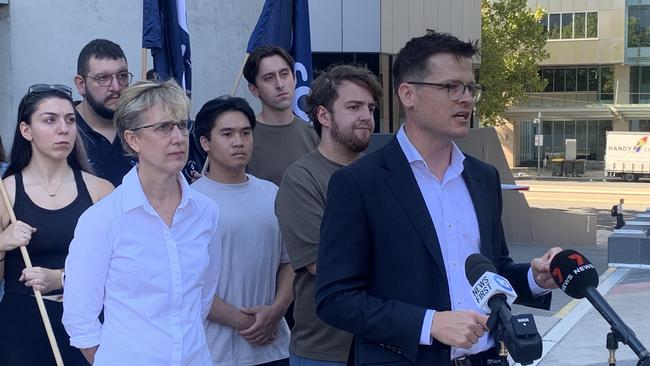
239,305,282,345
430,310,488,349
531,247,563,289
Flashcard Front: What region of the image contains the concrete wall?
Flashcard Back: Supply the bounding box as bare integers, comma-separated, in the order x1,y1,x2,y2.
380,0,481,55
0,0,273,151
457,127,597,246
0,0,481,151
0,5,11,152
528,0,626,65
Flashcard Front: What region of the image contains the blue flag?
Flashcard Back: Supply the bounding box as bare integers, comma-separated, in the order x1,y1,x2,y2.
246,0,312,121
142,0,192,95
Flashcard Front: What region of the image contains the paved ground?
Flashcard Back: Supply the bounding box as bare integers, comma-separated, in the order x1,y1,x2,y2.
506,169,650,366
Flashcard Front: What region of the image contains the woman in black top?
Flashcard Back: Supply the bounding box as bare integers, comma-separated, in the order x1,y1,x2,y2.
0,84,114,365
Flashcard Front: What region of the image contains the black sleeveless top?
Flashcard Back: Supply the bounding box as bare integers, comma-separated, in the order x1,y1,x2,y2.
4,169,93,296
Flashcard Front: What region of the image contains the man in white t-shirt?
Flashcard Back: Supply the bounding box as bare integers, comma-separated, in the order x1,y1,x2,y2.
192,96,293,366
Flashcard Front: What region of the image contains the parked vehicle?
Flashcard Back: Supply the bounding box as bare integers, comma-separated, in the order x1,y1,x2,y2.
605,131,650,181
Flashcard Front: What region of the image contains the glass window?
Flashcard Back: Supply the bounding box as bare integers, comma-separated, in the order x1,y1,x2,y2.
542,121,553,157
566,68,577,91
587,12,598,38
553,121,565,154
549,14,561,39
587,121,598,160
628,5,650,48
577,68,588,91
574,13,586,38
518,120,536,165
639,120,650,131
640,66,650,103
596,121,612,160
600,67,614,101
631,66,640,103
562,13,574,39
554,68,566,91
565,121,576,140
576,121,588,156
588,68,599,91
541,69,554,92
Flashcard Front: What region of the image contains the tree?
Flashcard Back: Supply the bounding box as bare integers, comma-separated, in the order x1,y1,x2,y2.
479,0,549,126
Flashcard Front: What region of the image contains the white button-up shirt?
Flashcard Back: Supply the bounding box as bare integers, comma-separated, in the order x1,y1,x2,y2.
396,127,547,359
63,166,221,366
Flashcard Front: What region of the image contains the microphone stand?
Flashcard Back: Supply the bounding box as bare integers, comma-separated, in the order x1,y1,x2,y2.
605,328,650,366
487,311,509,366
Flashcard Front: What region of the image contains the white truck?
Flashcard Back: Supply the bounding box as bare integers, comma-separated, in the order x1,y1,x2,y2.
605,131,650,181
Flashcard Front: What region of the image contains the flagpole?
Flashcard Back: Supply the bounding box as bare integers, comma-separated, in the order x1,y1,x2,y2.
230,53,250,96
141,48,148,80
0,181,64,366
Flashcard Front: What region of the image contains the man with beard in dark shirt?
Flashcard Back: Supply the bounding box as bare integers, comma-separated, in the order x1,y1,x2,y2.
74,39,136,187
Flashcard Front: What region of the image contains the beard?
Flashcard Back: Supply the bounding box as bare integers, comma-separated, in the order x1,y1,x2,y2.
85,86,116,120
330,117,371,154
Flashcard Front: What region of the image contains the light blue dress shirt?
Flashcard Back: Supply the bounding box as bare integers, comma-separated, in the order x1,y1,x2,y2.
396,127,548,359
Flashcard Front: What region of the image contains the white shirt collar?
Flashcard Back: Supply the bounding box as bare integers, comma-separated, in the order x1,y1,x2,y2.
396,125,466,180
121,165,192,213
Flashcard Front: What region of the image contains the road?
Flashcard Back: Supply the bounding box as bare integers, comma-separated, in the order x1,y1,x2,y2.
507,179,650,365
514,179,650,212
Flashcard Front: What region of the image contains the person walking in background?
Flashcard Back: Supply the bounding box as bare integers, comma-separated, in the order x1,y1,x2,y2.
615,198,626,229
0,84,113,366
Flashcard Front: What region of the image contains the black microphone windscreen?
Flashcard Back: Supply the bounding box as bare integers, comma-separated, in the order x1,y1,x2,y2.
549,249,599,299
465,253,497,285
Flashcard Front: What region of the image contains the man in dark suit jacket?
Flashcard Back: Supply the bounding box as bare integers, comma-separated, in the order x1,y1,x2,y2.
315,31,562,366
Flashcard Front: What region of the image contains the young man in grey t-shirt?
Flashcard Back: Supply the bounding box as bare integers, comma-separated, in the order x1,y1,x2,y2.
193,96,293,366
244,45,319,186
275,65,383,366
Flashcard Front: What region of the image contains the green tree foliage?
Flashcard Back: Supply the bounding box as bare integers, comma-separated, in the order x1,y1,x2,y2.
480,0,549,126
627,15,650,47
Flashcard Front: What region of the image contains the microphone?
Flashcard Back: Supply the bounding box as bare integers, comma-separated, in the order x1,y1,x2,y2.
465,254,542,365
466,254,517,313
550,249,650,361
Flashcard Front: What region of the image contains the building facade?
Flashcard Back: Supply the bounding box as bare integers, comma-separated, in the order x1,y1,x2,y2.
0,0,480,150
502,0,650,167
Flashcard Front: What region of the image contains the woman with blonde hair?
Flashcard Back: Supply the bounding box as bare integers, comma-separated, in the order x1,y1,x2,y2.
63,80,221,366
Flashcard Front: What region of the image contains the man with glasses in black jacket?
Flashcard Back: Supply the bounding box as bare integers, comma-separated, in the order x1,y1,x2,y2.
74,39,137,187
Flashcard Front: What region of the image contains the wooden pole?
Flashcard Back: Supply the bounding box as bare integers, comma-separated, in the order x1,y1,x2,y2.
141,48,148,81
230,53,250,96
0,182,64,366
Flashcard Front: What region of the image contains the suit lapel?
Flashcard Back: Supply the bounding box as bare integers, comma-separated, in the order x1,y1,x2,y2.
461,158,492,257
382,138,448,281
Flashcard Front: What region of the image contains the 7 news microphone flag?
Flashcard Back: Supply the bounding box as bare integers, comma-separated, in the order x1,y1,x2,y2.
246,0,313,122
142,0,192,94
